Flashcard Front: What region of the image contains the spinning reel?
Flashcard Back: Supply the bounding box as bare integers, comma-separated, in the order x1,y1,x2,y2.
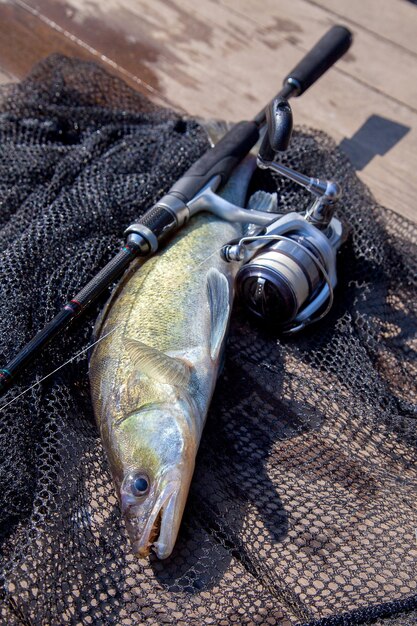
222,98,345,333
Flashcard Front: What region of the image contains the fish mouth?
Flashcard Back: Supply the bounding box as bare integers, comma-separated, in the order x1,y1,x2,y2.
123,482,180,560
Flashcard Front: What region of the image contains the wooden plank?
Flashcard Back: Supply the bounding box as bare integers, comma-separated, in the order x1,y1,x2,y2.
216,0,417,111
305,0,417,55
0,1,171,107
20,0,417,110
0,68,16,84
1,0,416,221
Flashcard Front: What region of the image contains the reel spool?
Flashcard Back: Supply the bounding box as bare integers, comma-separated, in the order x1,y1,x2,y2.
223,213,343,334
236,235,323,327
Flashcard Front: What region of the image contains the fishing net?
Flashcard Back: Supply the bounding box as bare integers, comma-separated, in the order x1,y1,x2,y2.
0,55,416,626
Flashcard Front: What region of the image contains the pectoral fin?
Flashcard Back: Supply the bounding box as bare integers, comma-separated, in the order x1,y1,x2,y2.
125,339,191,388
206,268,230,361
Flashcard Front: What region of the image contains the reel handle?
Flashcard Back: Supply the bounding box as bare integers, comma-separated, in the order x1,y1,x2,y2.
283,25,352,96
259,98,293,161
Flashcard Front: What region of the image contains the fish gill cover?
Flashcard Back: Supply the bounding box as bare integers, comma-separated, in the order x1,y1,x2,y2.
0,56,416,626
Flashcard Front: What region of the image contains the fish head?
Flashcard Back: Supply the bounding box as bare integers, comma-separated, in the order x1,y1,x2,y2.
113,403,196,559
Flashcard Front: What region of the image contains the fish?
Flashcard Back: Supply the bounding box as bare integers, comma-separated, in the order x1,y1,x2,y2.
89,155,258,559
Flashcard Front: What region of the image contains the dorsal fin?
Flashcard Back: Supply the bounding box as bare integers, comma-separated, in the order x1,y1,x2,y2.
247,190,278,213
125,339,191,388
206,268,230,361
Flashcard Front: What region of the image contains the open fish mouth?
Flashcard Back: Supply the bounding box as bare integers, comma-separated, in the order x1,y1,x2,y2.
123,482,180,560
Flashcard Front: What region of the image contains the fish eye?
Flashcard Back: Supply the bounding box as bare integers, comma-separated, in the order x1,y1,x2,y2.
130,474,150,498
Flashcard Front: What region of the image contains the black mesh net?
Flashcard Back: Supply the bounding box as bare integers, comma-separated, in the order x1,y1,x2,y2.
0,55,416,626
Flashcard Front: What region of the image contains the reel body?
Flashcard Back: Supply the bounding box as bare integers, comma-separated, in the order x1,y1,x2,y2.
223,213,344,333
218,93,347,333
188,95,347,334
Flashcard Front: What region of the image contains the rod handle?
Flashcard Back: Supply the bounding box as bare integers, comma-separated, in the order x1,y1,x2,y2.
284,25,352,96
169,121,259,203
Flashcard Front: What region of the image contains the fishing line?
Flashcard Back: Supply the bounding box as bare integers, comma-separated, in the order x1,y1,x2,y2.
194,246,228,269
0,242,232,414
0,324,122,413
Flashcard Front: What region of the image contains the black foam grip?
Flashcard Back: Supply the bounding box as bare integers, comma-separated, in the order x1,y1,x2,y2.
284,25,352,96
169,120,259,202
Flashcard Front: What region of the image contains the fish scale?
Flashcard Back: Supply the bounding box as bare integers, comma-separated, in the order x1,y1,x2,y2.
91,214,240,415
89,156,258,559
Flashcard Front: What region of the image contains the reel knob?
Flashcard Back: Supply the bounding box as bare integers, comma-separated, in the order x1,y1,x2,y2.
258,98,293,162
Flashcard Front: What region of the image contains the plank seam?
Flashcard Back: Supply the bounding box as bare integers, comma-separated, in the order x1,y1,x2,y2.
329,63,417,115
303,0,417,59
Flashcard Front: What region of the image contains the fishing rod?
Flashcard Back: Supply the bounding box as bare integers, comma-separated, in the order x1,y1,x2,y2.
0,25,352,394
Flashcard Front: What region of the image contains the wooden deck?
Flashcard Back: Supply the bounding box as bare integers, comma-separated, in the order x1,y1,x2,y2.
0,0,416,222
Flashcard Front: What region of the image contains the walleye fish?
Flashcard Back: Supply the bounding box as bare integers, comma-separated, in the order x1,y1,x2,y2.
89,156,258,559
